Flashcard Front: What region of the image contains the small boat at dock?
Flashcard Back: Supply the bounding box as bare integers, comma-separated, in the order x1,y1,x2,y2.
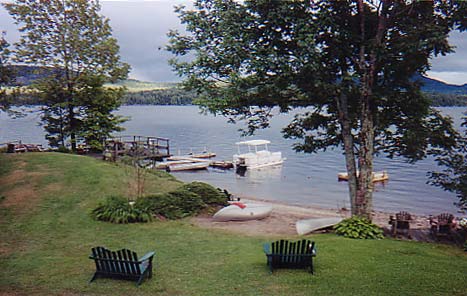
190,152,216,158
156,156,210,172
210,161,234,169
337,171,389,183
165,161,209,172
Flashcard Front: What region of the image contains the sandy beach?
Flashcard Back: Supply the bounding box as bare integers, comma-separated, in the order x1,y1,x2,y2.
192,195,435,240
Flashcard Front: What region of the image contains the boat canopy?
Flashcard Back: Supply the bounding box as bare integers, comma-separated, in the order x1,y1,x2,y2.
235,139,270,146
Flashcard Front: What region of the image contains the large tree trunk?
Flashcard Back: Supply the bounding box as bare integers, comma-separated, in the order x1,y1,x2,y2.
356,101,375,219
353,0,385,220
336,92,359,215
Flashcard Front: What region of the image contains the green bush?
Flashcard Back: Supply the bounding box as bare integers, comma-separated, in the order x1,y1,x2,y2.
135,189,206,220
91,195,152,224
334,216,384,239
57,146,70,153
181,182,229,205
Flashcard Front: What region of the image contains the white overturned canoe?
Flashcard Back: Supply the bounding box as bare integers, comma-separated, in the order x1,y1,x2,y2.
213,203,273,222
296,217,343,235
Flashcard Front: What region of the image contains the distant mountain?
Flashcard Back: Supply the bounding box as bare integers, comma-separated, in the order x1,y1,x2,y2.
415,74,467,94
7,65,177,92
8,65,58,86
9,65,466,94
5,65,466,106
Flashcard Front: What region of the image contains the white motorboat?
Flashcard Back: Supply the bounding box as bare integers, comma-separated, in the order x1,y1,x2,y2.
233,140,285,171
212,202,273,222
296,217,343,235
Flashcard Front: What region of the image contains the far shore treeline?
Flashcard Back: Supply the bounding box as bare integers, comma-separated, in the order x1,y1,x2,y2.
4,65,467,107
10,86,196,106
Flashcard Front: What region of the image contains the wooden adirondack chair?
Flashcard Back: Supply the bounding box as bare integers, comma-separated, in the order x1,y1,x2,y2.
429,213,456,240
263,239,316,274
389,211,412,238
89,246,155,286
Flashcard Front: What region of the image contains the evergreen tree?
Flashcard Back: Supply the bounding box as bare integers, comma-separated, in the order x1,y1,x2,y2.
0,31,15,114
168,0,467,219
4,0,130,151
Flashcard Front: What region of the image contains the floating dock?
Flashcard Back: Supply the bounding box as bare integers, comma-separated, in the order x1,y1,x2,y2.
337,171,389,183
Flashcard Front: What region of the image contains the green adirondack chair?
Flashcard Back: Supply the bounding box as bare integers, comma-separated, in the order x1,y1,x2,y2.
89,246,155,286
263,239,316,274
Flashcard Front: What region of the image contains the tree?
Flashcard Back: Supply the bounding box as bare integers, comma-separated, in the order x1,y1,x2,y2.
0,31,15,114
4,0,130,151
430,115,467,211
168,0,467,219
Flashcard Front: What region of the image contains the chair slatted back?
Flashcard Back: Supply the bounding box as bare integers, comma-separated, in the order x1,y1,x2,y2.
396,211,411,221
395,211,411,230
270,239,314,268
438,213,454,225
91,247,141,276
438,213,454,234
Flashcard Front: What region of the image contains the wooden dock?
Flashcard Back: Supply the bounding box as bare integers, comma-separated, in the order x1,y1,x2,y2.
104,135,171,161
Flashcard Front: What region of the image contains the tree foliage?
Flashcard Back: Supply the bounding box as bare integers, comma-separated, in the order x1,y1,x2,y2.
4,0,130,151
430,115,467,210
168,0,467,218
0,31,16,114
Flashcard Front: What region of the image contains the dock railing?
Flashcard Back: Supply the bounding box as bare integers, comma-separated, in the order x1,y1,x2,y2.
104,135,170,161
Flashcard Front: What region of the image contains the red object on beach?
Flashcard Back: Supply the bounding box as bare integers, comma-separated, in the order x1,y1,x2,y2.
231,202,247,209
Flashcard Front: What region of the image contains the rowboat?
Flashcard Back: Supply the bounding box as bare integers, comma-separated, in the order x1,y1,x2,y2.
212,202,273,222
296,217,343,235
165,161,209,172
210,161,234,169
337,171,388,182
190,152,216,158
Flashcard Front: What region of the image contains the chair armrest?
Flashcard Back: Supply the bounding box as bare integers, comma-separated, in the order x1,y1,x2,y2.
263,243,270,254
139,251,155,263
311,246,317,256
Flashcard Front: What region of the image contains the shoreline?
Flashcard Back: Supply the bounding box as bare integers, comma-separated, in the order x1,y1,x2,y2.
239,195,433,228
192,195,435,238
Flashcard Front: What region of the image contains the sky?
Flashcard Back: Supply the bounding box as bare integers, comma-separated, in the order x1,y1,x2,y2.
0,0,466,85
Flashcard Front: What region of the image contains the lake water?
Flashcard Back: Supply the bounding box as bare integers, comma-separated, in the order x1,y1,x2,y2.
1,105,465,215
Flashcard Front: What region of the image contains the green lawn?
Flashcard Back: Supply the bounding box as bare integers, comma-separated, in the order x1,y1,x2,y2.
0,153,466,295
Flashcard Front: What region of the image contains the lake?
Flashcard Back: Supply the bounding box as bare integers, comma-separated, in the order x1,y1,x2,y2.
1,105,465,215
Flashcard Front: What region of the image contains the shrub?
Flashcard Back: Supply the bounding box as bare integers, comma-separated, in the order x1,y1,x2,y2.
181,182,229,205
135,189,206,220
57,146,70,153
91,195,152,224
334,216,384,239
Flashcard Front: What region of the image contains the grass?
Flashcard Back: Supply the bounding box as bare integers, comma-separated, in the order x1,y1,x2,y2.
1,153,467,295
